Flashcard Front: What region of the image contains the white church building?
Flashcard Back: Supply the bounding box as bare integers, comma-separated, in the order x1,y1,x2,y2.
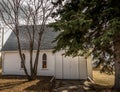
1,25,93,80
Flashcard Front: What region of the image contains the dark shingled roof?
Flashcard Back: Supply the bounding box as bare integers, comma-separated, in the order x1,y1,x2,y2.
2,25,59,51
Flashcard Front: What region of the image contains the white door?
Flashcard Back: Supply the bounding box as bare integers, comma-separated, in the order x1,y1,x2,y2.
63,56,71,79
63,56,79,79
70,59,79,79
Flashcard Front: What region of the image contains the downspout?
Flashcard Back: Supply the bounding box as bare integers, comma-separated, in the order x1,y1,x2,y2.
87,57,94,83
78,56,80,79
54,53,56,77
87,56,94,81
62,54,64,79
86,58,89,80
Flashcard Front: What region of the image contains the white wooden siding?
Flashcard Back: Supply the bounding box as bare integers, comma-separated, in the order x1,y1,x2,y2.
2,50,92,79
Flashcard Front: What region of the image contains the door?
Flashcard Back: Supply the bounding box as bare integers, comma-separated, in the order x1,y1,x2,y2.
63,56,71,79
63,56,79,79
70,59,79,79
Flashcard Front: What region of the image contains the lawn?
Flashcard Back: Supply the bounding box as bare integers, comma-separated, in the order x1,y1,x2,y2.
0,69,116,92
0,70,51,92
84,70,115,92
93,70,114,87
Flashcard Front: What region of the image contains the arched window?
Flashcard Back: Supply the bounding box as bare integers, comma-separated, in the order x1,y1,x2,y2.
42,53,47,68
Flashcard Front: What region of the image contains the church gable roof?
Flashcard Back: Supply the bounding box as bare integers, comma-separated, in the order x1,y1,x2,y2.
2,25,59,51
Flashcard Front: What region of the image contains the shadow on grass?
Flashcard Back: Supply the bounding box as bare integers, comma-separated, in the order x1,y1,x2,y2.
0,81,27,91
54,80,85,92
24,77,51,92
88,83,117,92
0,74,27,79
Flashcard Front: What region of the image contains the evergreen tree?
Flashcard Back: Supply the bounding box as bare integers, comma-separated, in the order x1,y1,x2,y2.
51,0,120,89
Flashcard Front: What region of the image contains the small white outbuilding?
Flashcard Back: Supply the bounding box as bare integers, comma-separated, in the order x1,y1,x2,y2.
1,25,93,80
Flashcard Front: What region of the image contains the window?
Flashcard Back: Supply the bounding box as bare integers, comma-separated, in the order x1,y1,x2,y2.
42,53,47,69
21,53,25,68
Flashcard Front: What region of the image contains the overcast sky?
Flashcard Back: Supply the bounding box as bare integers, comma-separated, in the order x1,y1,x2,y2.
0,0,57,50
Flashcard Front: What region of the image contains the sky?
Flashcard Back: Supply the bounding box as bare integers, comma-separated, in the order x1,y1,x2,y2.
0,0,64,50
0,23,12,50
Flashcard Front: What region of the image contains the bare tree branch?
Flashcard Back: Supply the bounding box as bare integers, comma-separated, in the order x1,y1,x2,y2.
0,0,55,80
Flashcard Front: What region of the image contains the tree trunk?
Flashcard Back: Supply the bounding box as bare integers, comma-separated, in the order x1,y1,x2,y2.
16,34,31,80
33,30,44,78
29,41,33,79
114,35,120,89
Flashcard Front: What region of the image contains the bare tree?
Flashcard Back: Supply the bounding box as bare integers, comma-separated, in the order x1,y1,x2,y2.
0,0,55,80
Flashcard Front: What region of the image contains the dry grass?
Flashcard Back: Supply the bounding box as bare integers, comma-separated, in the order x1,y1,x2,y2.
84,70,116,92
93,70,114,87
0,69,51,92
0,69,116,92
